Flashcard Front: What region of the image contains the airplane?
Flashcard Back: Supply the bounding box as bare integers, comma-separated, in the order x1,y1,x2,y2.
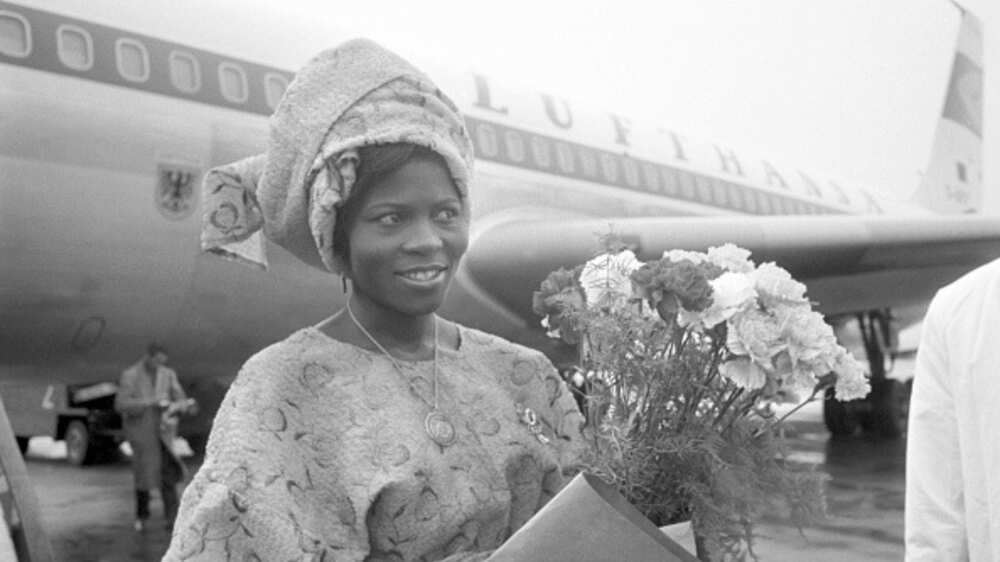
2,0,999,463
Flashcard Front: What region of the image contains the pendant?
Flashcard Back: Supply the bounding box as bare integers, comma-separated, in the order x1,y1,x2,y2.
424,410,457,447
517,404,551,445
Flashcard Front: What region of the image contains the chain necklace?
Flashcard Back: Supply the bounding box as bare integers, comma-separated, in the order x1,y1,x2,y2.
346,300,457,448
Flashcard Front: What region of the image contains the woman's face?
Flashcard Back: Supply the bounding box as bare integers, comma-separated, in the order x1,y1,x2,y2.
345,157,469,317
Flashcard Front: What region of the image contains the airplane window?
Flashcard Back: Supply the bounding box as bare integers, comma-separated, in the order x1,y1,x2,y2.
694,174,713,204
577,148,597,177
57,25,93,71
678,170,696,201
531,136,551,169
599,153,618,182
742,188,757,213
474,123,498,158
724,182,742,211
219,62,248,103
264,73,288,110
0,11,30,57
712,179,728,206
170,51,201,93
504,130,525,163
659,167,680,195
641,163,660,192
622,158,639,187
116,38,150,82
756,192,771,214
555,142,575,174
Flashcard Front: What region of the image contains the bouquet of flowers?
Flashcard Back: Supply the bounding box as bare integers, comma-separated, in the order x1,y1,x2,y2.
533,240,870,560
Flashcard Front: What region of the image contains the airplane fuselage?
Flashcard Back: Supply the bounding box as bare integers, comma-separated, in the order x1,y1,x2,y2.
3,1,990,442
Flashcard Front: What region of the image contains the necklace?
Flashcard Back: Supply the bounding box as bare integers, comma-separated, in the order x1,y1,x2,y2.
345,300,457,448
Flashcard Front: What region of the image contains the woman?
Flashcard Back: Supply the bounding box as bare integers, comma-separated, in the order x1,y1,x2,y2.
163,39,585,561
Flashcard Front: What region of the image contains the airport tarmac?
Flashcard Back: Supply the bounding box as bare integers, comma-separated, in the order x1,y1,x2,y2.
20,400,904,561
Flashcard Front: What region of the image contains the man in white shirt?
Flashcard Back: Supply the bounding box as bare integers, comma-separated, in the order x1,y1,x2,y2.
906,258,1000,561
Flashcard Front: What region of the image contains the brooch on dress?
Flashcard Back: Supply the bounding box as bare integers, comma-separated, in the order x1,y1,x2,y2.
516,403,550,445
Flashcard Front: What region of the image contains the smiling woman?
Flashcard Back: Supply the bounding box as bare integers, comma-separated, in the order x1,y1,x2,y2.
163,39,586,562
332,144,469,324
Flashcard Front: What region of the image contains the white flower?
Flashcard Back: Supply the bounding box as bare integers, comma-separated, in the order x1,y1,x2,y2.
832,351,871,401
726,308,784,365
707,244,754,273
579,250,643,307
720,358,767,389
785,364,820,396
700,272,757,328
752,262,808,305
662,249,706,264
776,305,837,365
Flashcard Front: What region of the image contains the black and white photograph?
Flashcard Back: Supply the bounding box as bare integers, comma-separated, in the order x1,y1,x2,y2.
1,1,999,560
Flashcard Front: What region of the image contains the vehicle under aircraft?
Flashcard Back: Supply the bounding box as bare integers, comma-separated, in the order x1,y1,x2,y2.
2,0,999,462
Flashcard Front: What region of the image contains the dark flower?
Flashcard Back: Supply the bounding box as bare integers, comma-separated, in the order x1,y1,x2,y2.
630,258,718,321
532,265,586,344
532,266,584,317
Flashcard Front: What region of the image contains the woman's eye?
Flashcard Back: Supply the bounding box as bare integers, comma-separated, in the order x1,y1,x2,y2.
377,213,402,225
435,208,460,221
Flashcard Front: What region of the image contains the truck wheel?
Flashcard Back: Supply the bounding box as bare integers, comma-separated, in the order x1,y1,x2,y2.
65,420,94,466
16,436,30,455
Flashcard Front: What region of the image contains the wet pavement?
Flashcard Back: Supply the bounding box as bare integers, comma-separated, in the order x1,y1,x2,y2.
21,401,905,561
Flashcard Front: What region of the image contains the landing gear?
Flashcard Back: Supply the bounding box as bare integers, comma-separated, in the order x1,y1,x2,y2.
824,310,909,439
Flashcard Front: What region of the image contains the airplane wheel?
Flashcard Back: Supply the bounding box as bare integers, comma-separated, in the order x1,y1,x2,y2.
16,436,30,455
65,420,95,466
860,378,904,439
823,388,860,437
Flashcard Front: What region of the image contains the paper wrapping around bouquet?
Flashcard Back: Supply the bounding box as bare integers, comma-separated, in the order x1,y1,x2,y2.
488,473,699,562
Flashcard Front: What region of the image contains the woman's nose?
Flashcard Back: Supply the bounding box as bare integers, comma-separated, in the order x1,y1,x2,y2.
402,218,444,252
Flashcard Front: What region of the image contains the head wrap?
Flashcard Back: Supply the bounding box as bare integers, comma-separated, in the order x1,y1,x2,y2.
200,38,474,273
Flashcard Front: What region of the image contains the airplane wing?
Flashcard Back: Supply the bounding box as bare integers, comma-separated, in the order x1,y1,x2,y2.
463,214,1000,320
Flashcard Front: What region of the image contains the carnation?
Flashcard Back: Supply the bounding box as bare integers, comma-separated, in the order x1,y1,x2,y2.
631,257,718,321
532,265,586,344
700,272,757,328
720,358,768,389
579,250,643,307
832,350,871,401
662,249,707,264
727,308,785,365
777,306,838,365
753,262,808,306
707,243,754,273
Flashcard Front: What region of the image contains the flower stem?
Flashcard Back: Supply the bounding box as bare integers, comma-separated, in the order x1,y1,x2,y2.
754,387,823,438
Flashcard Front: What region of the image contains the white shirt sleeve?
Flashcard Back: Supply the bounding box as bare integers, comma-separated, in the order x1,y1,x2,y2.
905,291,969,561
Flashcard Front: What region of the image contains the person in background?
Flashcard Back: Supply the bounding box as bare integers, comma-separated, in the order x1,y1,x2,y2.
905,257,1000,561
162,38,585,561
115,342,193,532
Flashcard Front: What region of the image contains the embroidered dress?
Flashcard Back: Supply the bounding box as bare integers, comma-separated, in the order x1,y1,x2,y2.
164,325,585,561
